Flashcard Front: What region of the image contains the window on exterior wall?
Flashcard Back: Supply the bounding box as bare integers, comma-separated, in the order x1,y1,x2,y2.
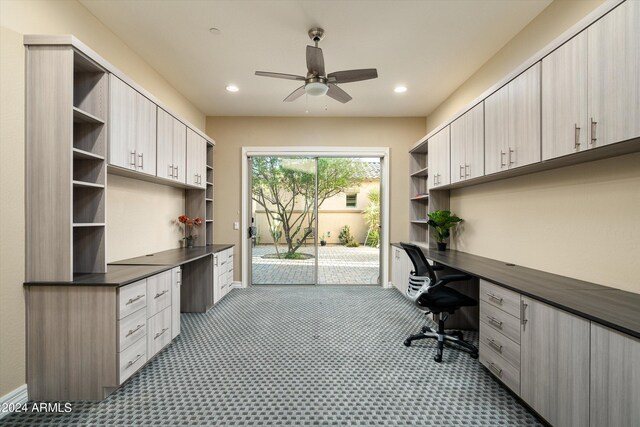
346,194,357,208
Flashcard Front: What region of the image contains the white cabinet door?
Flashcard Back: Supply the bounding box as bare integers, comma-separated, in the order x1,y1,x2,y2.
133,92,157,176
109,75,137,170
213,254,221,304
484,84,509,175
428,127,450,188
450,116,466,185
450,103,484,183
508,62,541,169
157,108,187,182
173,119,187,184
590,323,640,427
542,32,588,160
520,297,590,427
186,128,206,188
427,134,440,190
171,267,181,339
588,0,640,147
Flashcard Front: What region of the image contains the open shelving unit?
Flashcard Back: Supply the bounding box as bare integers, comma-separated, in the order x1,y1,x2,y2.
409,143,430,242
205,143,214,244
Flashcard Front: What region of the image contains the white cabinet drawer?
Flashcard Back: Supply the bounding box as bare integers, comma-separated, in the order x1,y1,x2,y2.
480,280,521,318
118,279,147,319
147,270,172,318
480,342,520,395
118,307,146,352
147,306,172,359
480,320,520,369
119,335,147,384
480,301,521,344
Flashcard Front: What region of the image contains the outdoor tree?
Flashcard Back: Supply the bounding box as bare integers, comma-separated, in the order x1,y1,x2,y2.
363,188,380,247
252,157,367,258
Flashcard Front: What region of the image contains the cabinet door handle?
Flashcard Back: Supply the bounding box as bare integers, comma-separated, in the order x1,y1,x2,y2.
174,166,179,179
574,124,581,148
126,294,144,305
130,150,136,167
488,361,502,376
486,315,503,327
126,324,144,337
126,353,143,368
459,165,464,179
500,151,506,167
154,290,168,299
154,327,169,340
138,152,144,169
486,292,503,303
465,164,470,178
169,164,174,178
488,339,503,352
590,118,597,145
521,300,528,329
508,148,515,165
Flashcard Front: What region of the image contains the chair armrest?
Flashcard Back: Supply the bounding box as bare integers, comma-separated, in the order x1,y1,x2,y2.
428,274,472,293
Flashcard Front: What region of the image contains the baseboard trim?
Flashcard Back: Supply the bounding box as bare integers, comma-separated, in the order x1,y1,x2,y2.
230,281,242,289
0,384,28,419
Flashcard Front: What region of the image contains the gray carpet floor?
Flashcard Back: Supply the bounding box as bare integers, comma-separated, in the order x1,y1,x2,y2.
1,286,542,426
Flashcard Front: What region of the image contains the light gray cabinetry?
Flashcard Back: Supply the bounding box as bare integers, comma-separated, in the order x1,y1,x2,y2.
213,248,234,303
520,297,590,427
590,323,640,427
157,108,187,182
171,267,181,339
587,0,640,148
186,127,207,189
485,63,541,174
109,75,157,176
391,246,411,295
450,102,484,184
427,126,450,189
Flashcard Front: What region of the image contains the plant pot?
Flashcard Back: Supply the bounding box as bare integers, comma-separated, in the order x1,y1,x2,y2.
186,239,194,249
436,242,447,251
320,241,327,246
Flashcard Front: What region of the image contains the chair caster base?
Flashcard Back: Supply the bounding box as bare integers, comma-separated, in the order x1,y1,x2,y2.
434,355,442,363
470,352,478,359
403,339,411,347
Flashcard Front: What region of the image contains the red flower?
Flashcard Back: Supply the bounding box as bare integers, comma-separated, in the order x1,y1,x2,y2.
193,217,203,226
178,215,189,224
187,220,194,226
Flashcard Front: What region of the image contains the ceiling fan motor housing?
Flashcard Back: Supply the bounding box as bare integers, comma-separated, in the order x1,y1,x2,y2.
308,27,325,44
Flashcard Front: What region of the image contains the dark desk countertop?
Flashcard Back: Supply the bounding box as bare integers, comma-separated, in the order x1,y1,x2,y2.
24,245,234,287
392,243,640,338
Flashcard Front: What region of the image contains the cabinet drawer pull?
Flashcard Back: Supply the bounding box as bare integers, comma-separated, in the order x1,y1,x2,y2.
465,164,470,177
488,339,503,352
154,327,169,340
174,166,178,179
521,301,528,328
500,151,506,167
126,294,144,305
126,324,144,337
486,315,503,327
154,290,168,299
508,148,515,165
130,150,136,167
138,152,144,169
459,165,464,179
126,353,143,368
486,293,503,303
169,164,174,178
574,124,581,148
590,118,597,145
488,361,502,376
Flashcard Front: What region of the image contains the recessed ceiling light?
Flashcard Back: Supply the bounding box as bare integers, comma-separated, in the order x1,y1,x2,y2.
209,27,221,35
226,85,239,92
394,86,407,93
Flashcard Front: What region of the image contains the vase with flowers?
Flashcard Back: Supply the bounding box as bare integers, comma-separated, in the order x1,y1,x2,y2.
178,215,203,248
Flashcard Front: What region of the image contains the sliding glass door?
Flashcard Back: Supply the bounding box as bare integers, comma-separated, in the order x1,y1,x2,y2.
249,156,381,286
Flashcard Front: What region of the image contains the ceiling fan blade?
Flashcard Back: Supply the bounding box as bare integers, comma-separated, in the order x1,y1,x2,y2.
283,85,306,102
327,68,378,84
255,71,305,81
326,84,352,103
306,46,325,76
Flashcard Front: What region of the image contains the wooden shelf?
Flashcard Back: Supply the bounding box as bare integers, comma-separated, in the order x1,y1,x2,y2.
73,106,104,124
411,194,429,201
206,181,213,186
410,167,429,177
206,198,213,202
206,219,213,223
73,222,105,227
206,165,213,170
73,180,104,189
411,219,429,224
73,147,104,160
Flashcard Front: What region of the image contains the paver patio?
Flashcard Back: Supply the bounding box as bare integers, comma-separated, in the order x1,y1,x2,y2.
251,244,380,285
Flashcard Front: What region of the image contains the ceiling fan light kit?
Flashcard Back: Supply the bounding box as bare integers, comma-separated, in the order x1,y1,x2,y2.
255,27,378,104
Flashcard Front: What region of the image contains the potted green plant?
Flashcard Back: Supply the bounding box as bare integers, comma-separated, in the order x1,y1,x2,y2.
427,210,462,251
320,234,327,246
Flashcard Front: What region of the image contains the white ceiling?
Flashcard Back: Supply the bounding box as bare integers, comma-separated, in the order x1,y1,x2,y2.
79,0,552,117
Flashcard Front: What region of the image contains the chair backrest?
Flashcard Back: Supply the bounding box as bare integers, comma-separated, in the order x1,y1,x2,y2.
400,243,437,282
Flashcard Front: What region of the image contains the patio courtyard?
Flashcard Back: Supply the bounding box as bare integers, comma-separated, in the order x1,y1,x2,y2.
251,244,380,285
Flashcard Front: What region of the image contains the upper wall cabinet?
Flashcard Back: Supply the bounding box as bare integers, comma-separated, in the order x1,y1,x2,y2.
542,32,588,160
485,63,541,175
186,128,207,189
450,102,484,184
427,126,450,189
109,75,157,176
157,108,187,183
587,0,640,148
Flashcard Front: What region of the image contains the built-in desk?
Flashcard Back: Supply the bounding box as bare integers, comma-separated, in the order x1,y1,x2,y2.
110,245,233,267
391,243,640,426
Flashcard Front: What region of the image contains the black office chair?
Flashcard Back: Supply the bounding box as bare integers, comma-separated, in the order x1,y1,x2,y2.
400,243,479,362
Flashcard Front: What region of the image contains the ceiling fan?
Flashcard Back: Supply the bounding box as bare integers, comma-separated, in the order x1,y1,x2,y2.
255,28,378,104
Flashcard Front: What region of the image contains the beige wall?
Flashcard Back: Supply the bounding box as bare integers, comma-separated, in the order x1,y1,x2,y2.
425,0,639,293
206,117,425,281
0,0,206,396
426,0,605,133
